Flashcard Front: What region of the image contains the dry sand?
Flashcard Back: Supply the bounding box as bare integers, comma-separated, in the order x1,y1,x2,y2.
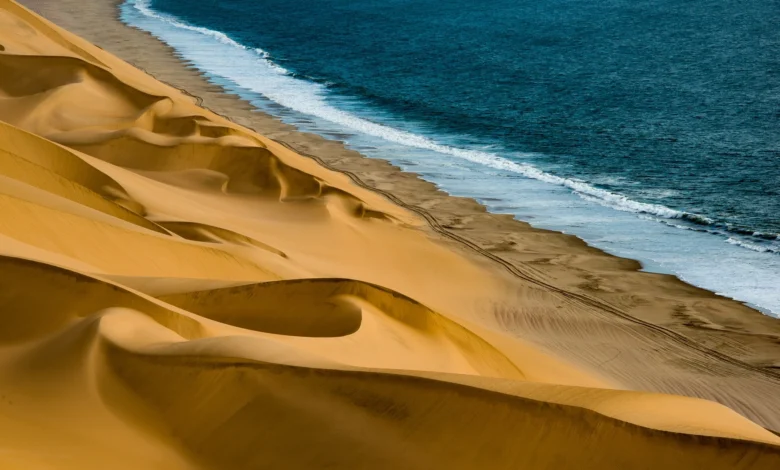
0,0,779,467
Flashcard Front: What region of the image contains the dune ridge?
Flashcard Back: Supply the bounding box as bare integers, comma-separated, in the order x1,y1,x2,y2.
0,0,779,468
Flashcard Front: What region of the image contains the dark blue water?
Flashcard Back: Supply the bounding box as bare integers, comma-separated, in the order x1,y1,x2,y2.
121,0,780,314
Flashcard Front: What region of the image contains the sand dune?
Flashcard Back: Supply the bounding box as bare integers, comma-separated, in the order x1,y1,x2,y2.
0,0,779,468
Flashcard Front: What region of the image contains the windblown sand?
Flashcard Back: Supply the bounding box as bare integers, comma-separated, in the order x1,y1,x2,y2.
0,0,779,468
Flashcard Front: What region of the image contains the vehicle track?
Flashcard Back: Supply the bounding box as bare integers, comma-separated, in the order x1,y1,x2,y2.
273,139,780,384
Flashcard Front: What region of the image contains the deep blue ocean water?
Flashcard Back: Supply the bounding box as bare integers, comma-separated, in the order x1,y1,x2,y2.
121,0,780,315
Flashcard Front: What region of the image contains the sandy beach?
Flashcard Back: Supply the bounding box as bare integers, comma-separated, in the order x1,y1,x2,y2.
0,0,779,467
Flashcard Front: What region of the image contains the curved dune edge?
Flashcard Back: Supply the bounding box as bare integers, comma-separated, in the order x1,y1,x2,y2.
0,0,779,468
1,256,779,470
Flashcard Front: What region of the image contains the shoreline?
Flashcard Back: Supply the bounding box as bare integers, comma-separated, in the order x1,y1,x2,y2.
105,0,780,342
107,0,779,316
118,0,780,317
116,1,780,314
14,0,780,433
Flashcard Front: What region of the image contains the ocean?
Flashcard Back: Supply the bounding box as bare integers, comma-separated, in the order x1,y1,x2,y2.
120,0,780,316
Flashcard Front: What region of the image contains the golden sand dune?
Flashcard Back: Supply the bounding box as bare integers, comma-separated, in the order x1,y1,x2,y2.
3,257,780,469
0,0,779,468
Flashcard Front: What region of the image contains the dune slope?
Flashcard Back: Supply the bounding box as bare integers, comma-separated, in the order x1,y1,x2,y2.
0,0,779,468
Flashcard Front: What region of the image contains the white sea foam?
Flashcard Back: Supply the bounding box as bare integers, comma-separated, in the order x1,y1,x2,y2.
727,238,779,254
133,1,257,51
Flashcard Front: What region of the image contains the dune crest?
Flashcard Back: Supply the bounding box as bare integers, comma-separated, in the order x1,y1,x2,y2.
0,0,779,468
